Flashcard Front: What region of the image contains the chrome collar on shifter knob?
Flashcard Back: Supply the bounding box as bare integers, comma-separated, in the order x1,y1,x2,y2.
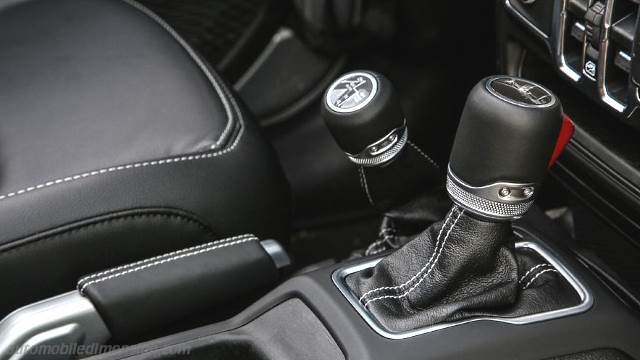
446,166,536,220
346,124,407,167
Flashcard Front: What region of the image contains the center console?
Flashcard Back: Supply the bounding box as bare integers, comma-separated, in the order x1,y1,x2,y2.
333,238,592,340
2,2,639,359
90,211,640,360
88,71,640,360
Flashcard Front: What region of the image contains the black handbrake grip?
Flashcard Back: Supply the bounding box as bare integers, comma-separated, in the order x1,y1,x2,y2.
77,234,288,341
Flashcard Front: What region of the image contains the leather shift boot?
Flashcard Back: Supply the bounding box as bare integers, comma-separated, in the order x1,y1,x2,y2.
358,142,450,255
347,206,581,333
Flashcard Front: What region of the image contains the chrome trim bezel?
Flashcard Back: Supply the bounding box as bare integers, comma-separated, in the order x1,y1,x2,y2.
556,0,582,82
332,240,593,340
597,0,626,113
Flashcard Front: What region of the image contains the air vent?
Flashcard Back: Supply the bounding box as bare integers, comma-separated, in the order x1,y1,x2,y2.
611,5,636,50
604,0,639,106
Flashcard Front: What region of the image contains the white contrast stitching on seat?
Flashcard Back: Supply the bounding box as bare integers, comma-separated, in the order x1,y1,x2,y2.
0,0,243,203
518,263,552,283
363,209,464,308
0,88,244,202
79,235,257,294
407,140,440,170
358,206,458,302
122,0,234,149
521,268,559,290
77,234,254,287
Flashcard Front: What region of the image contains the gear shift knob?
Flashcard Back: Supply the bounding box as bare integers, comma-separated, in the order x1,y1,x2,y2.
447,76,563,220
321,71,406,166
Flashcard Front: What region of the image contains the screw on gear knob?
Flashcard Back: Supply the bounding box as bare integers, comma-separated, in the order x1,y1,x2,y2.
447,76,563,220
321,70,407,167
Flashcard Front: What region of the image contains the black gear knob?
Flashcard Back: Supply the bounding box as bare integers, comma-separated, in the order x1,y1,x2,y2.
447,76,563,220
321,71,406,166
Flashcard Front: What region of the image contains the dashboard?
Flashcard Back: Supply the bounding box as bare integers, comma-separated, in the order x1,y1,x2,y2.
505,0,640,128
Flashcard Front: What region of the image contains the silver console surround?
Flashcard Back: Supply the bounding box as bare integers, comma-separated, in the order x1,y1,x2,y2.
332,240,593,340
346,125,408,167
0,291,110,360
446,167,536,220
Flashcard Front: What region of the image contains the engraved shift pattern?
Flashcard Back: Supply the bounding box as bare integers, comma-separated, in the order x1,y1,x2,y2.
446,176,533,219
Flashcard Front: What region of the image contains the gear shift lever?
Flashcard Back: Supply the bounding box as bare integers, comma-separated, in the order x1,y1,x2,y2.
322,71,407,167
447,76,562,220
346,76,576,333
322,71,446,252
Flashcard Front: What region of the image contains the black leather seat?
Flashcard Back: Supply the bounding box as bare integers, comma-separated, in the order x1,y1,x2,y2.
0,0,290,317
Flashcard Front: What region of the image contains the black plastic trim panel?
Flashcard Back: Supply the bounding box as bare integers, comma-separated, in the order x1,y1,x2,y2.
90,209,640,360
